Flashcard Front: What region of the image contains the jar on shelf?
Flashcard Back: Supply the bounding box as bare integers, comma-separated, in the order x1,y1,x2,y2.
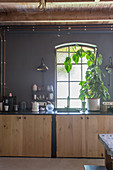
49,93,54,100
33,84,37,92
50,85,53,92
33,94,37,100
47,85,50,92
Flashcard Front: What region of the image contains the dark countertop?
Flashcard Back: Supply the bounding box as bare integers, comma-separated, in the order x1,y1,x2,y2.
0,110,113,115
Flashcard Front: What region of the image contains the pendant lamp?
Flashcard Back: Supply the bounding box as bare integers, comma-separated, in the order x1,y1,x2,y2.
37,58,48,72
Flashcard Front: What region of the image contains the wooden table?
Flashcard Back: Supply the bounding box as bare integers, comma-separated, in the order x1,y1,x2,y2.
98,134,113,170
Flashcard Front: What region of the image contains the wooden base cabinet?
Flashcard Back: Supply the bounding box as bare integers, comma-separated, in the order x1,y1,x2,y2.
85,115,113,158
56,115,86,157
56,115,113,158
23,115,52,157
0,115,52,157
0,115,23,156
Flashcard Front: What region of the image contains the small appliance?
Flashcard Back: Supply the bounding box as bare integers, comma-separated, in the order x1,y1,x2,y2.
32,101,39,112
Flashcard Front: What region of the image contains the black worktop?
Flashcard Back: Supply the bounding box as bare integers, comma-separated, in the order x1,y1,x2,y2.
0,110,113,115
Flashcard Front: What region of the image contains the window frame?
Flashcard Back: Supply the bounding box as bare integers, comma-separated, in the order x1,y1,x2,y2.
55,42,97,111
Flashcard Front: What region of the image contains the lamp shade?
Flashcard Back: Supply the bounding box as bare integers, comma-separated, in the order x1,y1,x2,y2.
37,58,48,71
105,57,113,71
105,65,113,71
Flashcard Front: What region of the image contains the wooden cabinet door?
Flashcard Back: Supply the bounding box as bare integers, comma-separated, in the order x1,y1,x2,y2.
85,115,113,158
0,115,23,156
56,115,86,157
23,115,52,157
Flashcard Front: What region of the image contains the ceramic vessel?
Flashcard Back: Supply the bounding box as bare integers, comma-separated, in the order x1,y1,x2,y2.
32,102,39,112
87,98,100,111
46,103,54,112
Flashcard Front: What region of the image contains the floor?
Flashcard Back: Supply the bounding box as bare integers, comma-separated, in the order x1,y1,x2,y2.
0,157,105,170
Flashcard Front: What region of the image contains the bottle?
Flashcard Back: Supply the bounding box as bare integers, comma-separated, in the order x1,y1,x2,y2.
0,101,3,111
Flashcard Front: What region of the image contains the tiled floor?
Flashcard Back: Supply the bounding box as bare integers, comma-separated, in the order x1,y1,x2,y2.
0,157,105,170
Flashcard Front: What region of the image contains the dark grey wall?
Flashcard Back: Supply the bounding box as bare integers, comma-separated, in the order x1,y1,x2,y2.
5,30,113,107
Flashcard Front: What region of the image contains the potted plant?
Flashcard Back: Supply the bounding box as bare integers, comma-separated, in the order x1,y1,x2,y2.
64,45,110,111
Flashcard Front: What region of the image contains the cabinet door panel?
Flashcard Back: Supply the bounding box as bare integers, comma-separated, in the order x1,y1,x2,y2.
42,116,52,157
22,115,35,156
56,115,85,157
23,115,52,157
33,115,52,157
0,115,23,156
85,115,113,158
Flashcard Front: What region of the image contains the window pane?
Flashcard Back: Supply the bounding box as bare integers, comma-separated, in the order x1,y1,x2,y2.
57,100,67,108
57,47,68,52
57,52,68,63
70,65,81,81
82,65,88,81
57,82,68,98
57,65,68,81
70,99,81,108
70,46,76,53
70,82,81,98
82,56,87,63
82,46,94,52
74,46,81,51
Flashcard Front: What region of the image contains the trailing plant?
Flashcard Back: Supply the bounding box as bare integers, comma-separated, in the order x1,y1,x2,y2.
64,45,110,101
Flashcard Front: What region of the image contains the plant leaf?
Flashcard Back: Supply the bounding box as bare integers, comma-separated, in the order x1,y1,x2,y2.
87,60,93,66
97,54,102,65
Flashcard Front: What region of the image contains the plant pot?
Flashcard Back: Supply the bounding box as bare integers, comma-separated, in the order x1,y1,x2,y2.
87,98,100,111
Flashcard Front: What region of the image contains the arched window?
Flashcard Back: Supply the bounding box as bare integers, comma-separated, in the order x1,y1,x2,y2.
55,42,97,110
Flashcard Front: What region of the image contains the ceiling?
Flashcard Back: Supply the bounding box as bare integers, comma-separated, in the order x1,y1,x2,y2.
0,0,113,25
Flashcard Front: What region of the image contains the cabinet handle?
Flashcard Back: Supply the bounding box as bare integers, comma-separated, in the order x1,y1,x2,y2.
18,117,21,119
24,117,26,119
101,153,104,157
86,117,89,119
81,117,83,119
4,125,6,128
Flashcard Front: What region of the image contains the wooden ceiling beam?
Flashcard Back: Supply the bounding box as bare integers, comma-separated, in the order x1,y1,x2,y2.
100,0,113,1
0,0,94,2
1,21,113,25
0,7,113,22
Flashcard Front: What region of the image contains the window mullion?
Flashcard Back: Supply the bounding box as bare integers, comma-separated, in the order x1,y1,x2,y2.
68,46,70,107
81,46,83,82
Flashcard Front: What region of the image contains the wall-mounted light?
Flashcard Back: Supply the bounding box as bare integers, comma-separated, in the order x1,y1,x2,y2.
105,56,113,71
105,56,113,86
37,58,48,72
